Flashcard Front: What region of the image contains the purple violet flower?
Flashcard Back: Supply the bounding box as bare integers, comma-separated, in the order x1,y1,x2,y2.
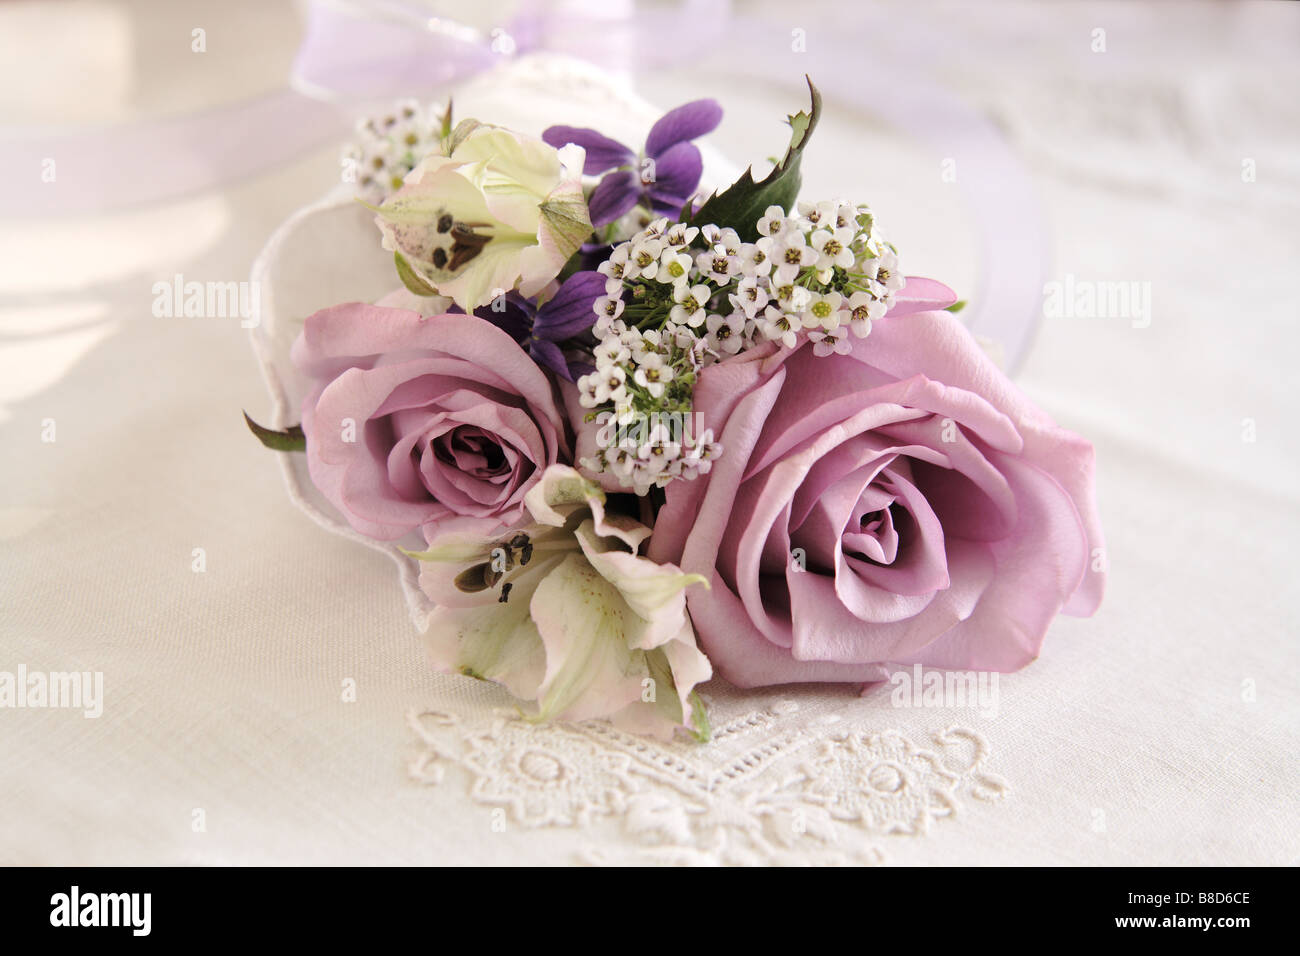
462,271,606,382
543,100,723,227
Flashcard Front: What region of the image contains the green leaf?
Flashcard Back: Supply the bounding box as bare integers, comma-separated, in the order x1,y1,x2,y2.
439,98,454,139
689,76,822,241
644,648,712,742
688,692,711,743
646,648,684,724
945,299,968,314
394,252,438,296
243,412,305,452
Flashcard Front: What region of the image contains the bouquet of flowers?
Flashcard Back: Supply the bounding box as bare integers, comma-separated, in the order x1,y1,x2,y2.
248,77,1104,741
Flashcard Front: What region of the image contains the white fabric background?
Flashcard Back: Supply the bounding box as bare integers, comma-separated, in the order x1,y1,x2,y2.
1,0,1297,865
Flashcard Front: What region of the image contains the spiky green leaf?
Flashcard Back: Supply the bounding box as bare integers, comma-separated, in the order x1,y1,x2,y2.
689,76,822,241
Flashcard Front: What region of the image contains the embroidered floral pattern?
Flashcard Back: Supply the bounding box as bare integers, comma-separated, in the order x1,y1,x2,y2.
408,692,1007,865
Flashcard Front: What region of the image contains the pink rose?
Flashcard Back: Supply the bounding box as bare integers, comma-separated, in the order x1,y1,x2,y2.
292,302,570,541
646,308,1105,686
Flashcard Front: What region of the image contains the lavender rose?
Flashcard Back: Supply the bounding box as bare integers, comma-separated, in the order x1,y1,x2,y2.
645,308,1105,686
292,303,570,542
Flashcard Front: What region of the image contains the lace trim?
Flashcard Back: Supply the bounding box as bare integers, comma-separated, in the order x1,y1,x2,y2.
408,696,1007,865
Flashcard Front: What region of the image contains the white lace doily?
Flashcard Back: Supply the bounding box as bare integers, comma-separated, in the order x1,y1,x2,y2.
408,684,1007,866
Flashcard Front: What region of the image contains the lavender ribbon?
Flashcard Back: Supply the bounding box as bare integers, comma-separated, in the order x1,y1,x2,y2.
1,0,1045,371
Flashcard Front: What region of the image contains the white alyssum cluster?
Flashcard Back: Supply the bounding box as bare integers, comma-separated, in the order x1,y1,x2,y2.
755,199,903,353
343,100,442,205
577,200,901,491
577,320,722,495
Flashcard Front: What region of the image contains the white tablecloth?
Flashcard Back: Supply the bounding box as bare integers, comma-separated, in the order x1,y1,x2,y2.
2,0,1297,865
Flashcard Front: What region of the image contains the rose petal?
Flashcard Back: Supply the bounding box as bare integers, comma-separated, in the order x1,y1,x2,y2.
294,306,568,540
886,276,959,316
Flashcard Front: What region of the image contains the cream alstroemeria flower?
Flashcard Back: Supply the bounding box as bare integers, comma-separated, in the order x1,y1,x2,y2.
374,121,592,311
409,466,712,741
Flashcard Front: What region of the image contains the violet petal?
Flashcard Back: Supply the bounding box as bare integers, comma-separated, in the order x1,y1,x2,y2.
471,296,533,341
645,99,723,158
586,170,641,226
542,125,634,174
528,337,573,381
646,141,703,208
535,271,606,341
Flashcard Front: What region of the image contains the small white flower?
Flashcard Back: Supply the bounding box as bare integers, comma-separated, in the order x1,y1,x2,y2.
593,365,628,404
759,305,799,349
594,294,625,323
846,290,886,337
656,250,694,285
636,328,669,354
642,217,670,238
810,227,856,271
609,446,637,479
810,325,851,357
795,199,837,231
831,200,858,230
854,247,879,277
663,320,696,350
716,227,742,257
633,355,675,398
598,244,630,294
730,275,770,318
628,238,665,279
783,284,812,313
638,424,681,475
576,371,600,408
757,205,790,237
872,248,904,295
598,316,629,339
613,398,637,425
696,246,740,284
630,337,667,366
800,291,847,330
738,237,775,277
622,331,662,365
595,314,627,337
683,428,721,475
594,335,631,367
704,312,745,354
773,232,816,282
670,283,711,327
663,222,700,248
699,224,741,254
